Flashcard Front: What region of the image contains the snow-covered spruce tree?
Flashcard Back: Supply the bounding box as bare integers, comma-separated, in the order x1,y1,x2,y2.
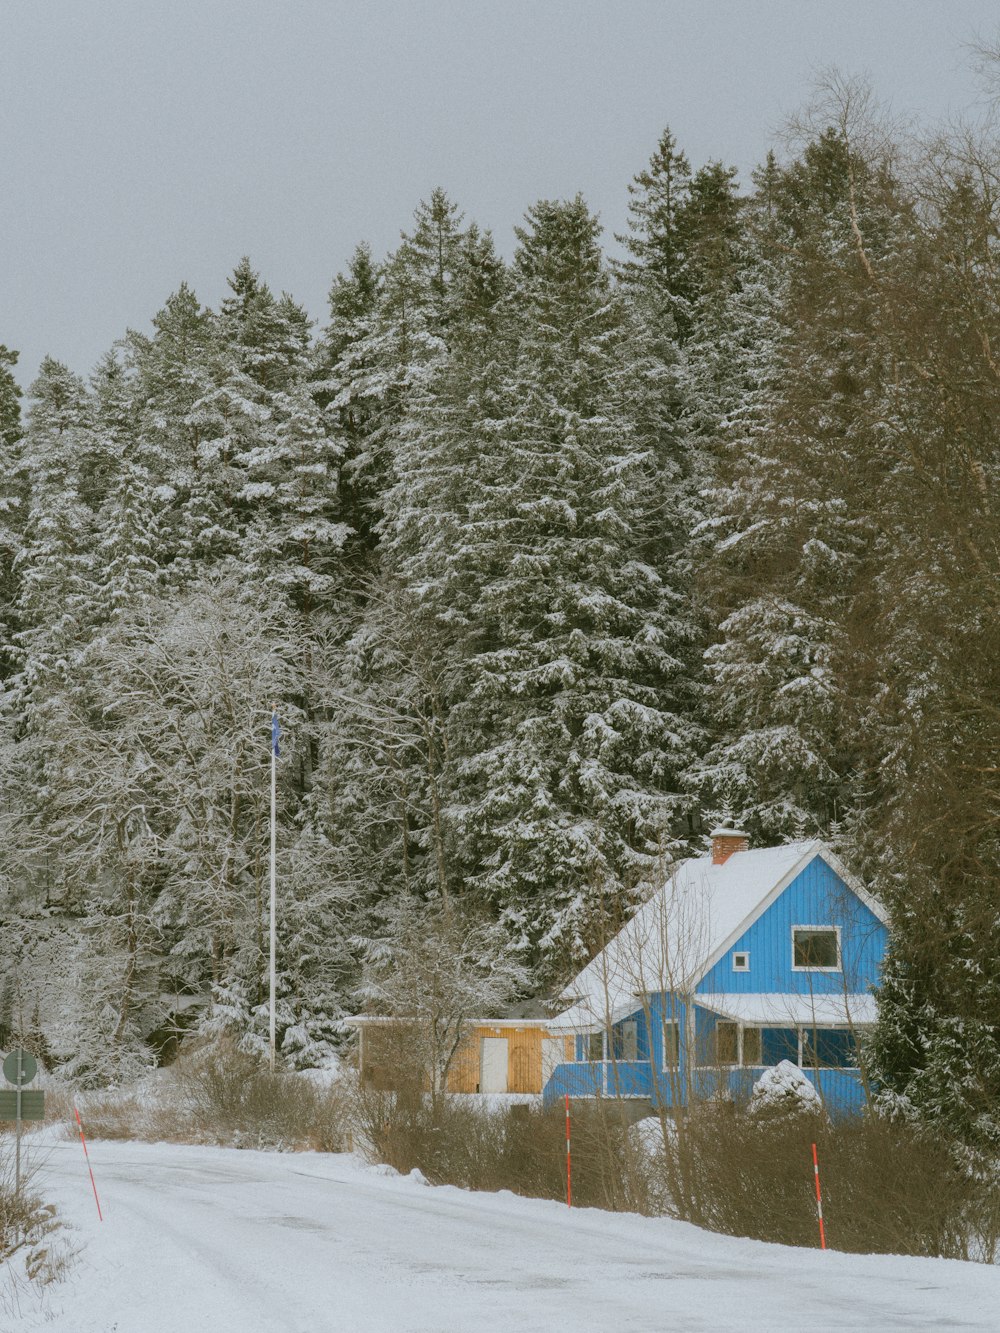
124,283,221,576
440,196,702,973
240,383,349,620
91,349,163,621
320,190,469,548
6,359,104,907
160,260,309,577
309,193,482,926
205,261,312,563
315,242,381,565
0,345,25,683
340,226,515,921
694,129,897,841
12,359,99,676
672,159,746,461
380,223,511,628
615,127,694,342
0,344,21,447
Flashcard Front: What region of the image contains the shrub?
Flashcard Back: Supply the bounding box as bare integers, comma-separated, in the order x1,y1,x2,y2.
74,1037,350,1152
658,1101,1000,1261
351,1089,658,1212
354,1084,1000,1262
171,1039,348,1151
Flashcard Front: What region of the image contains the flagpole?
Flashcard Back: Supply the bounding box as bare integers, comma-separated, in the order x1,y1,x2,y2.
269,705,277,1073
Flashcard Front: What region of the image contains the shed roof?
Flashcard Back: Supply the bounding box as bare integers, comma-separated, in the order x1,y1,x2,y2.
552,840,884,1034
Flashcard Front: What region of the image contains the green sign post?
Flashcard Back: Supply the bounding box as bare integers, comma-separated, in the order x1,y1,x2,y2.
0,1091,44,1119
2,1048,43,1197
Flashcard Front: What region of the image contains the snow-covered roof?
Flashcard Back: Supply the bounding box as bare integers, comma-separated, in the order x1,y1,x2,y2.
548,997,642,1034
551,840,884,1033
695,992,877,1027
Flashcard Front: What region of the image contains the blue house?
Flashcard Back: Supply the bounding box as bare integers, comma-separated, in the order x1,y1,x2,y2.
543,830,888,1115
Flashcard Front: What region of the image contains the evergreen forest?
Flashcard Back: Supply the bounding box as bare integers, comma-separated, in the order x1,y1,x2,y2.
2,80,999,1156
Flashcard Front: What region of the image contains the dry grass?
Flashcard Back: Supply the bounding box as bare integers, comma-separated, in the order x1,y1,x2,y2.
72,1038,351,1152
0,1153,75,1301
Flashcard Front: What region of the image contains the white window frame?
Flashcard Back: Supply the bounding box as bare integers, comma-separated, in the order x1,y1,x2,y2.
613,1019,639,1062
732,950,750,972
659,1019,680,1070
791,924,842,972
582,1030,606,1062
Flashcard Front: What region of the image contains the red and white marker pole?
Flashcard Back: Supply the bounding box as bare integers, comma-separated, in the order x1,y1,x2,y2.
811,1141,826,1250
74,1106,103,1222
565,1093,572,1209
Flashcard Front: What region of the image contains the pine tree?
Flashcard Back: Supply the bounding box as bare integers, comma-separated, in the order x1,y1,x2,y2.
446,197,701,969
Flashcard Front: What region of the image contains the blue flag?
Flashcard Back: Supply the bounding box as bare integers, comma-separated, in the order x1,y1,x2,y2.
271,711,280,758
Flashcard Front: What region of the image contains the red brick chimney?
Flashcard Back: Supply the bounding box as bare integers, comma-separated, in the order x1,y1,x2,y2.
711,826,750,866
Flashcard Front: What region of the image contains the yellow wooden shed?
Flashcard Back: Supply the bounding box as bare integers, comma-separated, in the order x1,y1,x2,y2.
348,1017,572,1095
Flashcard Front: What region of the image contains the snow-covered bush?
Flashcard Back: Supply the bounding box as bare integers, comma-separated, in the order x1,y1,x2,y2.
749,1060,825,1120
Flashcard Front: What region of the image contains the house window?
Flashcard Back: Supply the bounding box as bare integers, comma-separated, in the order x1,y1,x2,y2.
732,951,750,972
741,1027,762,1066
792,926,841,971
612,1020,638,1062
716,1021,739,1065
585,1031,605,1062
801,1028,858,1070
761,1027,799,1066
661,1020,680,1068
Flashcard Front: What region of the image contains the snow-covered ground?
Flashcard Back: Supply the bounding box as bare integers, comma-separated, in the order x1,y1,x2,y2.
9,1136,1000,1332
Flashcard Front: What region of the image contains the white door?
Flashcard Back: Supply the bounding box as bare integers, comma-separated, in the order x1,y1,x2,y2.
541,1037,565,1089
479,1037,508,1093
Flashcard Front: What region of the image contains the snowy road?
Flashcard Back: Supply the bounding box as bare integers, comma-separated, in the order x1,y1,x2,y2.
12,1137,1000,1332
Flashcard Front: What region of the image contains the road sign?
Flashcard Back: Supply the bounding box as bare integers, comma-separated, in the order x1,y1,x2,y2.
0,1090,44,1120
3,1050,37,1086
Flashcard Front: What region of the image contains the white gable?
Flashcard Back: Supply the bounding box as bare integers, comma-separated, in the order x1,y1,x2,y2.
550,840,879,1034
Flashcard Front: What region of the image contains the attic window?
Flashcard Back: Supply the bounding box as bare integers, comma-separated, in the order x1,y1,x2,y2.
792,927,841,971
732,951,749,972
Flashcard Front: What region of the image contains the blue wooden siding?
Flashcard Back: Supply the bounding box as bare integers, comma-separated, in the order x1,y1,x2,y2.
544,1060,653,1101
696,855,886,998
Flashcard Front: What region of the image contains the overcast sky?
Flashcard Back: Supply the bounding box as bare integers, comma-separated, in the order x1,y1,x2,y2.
3,0,999,389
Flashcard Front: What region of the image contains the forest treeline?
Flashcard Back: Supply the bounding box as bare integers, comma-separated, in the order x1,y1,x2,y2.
1,78,999,1152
